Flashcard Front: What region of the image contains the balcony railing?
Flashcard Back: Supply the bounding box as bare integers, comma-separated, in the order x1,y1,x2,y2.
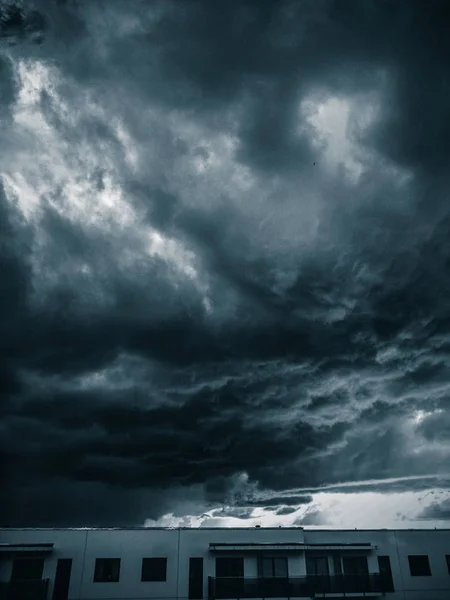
0,579,49,600
208,573,388,599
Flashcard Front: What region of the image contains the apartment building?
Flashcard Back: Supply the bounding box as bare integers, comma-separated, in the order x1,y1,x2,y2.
1,526,449,600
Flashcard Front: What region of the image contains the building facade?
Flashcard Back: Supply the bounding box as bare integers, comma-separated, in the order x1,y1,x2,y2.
0,527,449,600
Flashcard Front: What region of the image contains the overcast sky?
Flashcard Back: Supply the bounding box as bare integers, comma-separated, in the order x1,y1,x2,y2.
1,0,450,529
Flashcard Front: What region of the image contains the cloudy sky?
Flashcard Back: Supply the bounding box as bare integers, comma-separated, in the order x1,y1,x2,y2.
1,0,450,530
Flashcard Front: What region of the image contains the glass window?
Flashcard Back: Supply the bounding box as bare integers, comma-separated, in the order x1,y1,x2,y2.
333,554,342,575
216,557,244,578
11,558,44,581
93,558,120,583
261,557,288,578
274,557,288,578
377,556,394,592
306,556,329,576
262,558,273,578
342,556,369,576
52,558,73,600
141,558,167,582
188,557,203,600
408,555,431,576
446,555,450,575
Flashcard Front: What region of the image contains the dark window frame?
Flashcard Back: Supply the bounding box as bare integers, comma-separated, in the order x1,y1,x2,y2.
188,557,204,600
141,557,167,582
11,558,45,581
332,554,342,575
306,555,330,576
93,558,121,583
52,558,73,600
215,557,244,578
446,555,450,575
377,555,394,592
408,555,431,577
342,555,369,576
260,556,289,578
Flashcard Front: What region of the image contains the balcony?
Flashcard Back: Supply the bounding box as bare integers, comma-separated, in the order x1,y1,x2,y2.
0,579,49,600
208,573,388,599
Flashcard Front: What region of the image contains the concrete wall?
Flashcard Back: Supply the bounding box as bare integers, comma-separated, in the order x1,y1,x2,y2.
80,528,179,600
0,527,449,599
393,530,450,600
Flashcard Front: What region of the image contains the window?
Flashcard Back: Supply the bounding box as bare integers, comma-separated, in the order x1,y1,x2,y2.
188,557,203,599
11,558,44,581
446,555,450,575
333,554,342,575
408,555,431,576
215,557,244,578
141,558,167,582
377,556,394,592
93,558,120,582
52,559,72,600
260,557,288,578
306,556,329,576
342,556,369,576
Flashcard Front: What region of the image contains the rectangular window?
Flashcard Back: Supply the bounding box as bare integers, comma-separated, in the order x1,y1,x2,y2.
52,559,72,600
141,558,167,582
333,554,342,575
342,556,369,576
93,558,120,583
408,555,431,576
377,556,394,592
260,557,288,578
306,556,329,576
215,557,244,578
189,557,203,599
446,555,450,575
11,558,45,581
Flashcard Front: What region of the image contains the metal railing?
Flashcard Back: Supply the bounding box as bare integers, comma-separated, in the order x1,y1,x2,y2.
0,578,49,600
208,573,388,599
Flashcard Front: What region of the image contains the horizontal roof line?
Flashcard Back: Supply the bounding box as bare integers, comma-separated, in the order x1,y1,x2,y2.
0,527,448,532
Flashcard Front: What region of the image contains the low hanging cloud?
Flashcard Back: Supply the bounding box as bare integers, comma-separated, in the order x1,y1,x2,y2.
417,498,450,521
1,0,450,528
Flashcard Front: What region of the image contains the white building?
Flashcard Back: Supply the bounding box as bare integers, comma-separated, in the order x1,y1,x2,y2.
0,526,449,600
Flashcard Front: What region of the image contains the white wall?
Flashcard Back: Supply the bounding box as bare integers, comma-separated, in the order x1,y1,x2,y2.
394,529,450,600
80,528,179,600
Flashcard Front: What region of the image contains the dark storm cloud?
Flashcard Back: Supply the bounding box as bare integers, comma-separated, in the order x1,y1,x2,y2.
296,476,450,496
210,507,255,520
0,183,32,401
245,496,313,507
275,507,298,516
0,478,208,527
416,411,450,442
0,480,150,528
417,498,450,521
0,1,46,44
2,376,345,492
294,510,327,526
71,0,450,178
0,54,16,119
2,0,450,526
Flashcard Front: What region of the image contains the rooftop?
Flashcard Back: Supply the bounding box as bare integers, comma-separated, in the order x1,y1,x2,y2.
0,527,447,532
